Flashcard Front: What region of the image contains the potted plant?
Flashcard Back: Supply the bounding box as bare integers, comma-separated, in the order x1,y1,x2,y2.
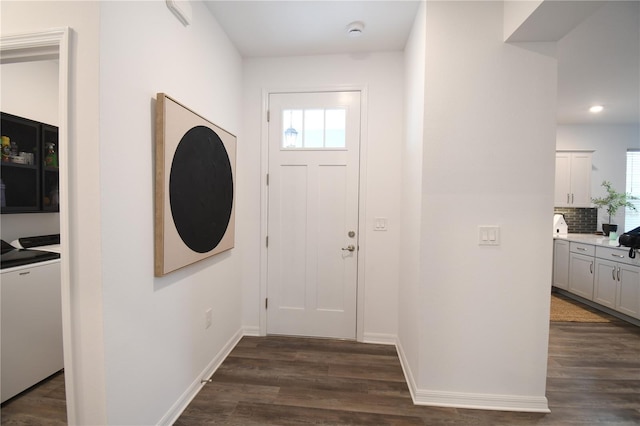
591,180,638,235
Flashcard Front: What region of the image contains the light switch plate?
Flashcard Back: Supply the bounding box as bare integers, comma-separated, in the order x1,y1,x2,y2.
478,226,500,246
374,217,388,231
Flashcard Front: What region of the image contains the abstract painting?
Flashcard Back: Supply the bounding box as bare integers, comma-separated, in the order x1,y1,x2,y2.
154,93,236,276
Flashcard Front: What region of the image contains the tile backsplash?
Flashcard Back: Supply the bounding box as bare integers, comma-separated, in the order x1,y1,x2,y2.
554,207,597,234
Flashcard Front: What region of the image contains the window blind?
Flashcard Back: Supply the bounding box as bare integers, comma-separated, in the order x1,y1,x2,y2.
626,150,640,231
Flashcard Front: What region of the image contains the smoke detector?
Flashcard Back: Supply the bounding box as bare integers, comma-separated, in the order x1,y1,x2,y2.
346,21,365,37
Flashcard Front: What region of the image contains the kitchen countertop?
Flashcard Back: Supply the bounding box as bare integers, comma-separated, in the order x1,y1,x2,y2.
554,233,628,249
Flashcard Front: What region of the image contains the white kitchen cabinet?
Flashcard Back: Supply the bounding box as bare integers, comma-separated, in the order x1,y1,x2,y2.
594,247,640,319
1,260,63,403
553,239,570,290
594,258,618,309
555,152,592,207
617,263,640,319
568,242,595,300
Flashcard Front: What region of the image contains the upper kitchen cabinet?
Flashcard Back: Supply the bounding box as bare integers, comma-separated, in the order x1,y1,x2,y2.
0,112,59,214
555,151,592,207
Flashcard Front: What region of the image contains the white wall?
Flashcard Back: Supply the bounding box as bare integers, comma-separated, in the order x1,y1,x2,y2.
398,0,426,390
414,1,556,410
1,2,105,424
1,60,59,125
99,1,243,424
1,60,60,242
242,52,403,342
557,124,640,232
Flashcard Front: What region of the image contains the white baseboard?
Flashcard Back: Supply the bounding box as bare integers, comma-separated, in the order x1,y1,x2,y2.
158,328,244,426
242,325,260,336
395,339,418,401
362,332,397,345
396,340,550,413
412,390,550,413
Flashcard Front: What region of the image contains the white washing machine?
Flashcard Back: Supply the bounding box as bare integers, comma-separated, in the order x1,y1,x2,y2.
1,235,63,403
10,233,61,254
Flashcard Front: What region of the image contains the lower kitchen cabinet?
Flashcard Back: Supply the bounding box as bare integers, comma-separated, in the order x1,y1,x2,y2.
594,246,640,320
553,239,570,290
618,264,640,319
594,259,618,309
554,238,640,323
568,242,595,300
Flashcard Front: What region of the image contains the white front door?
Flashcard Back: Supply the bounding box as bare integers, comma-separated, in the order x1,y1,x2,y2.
267,91,361,339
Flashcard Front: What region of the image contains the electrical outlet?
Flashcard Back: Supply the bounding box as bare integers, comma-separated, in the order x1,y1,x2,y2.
205,308,212,329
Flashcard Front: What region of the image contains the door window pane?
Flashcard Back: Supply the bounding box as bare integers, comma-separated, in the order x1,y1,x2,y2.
325,109,346,148
282,109,303,148
281,108,346,149
304,109,324,148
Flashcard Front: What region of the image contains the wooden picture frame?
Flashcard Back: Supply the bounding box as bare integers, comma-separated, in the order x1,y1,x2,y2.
155,93,236,276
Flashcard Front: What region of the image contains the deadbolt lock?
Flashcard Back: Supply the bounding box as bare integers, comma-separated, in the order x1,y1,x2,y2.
348,231,356,238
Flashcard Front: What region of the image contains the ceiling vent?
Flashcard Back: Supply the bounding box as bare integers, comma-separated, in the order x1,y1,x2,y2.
346,21,365,37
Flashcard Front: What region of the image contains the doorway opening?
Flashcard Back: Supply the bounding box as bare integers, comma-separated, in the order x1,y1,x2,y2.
0,27,75,424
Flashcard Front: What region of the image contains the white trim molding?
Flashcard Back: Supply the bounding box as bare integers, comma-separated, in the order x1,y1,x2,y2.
259,85,369,342
1,25,79,424
159,328,244,426
242,325,260,337
0,28,67,63
412,390,550,413
362,332,397,345
396,340,550,413
395,339,418,401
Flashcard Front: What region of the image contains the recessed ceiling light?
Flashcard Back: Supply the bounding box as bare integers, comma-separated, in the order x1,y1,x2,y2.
589,105,604,113
346,21,365,37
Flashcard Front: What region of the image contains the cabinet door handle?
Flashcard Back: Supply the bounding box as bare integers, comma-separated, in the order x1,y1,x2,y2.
611,253,625,259
577,247,587,251
617,266,621,281
19,271,30,276
590,261,593,274
567,194,570,204
571,193,574,204
612,267,616,281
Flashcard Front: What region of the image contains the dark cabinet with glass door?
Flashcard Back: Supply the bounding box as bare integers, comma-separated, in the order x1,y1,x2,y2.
42,124,59,211
1,112,59,213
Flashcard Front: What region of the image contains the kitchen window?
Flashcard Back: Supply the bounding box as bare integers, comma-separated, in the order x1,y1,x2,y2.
626,149,640,230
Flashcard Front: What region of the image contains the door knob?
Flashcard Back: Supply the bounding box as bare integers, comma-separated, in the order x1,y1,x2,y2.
341,244,356,252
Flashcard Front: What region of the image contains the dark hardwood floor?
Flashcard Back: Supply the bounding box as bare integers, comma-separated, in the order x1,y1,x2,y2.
0,370,66,425
2,307,639,425
176,319,640,425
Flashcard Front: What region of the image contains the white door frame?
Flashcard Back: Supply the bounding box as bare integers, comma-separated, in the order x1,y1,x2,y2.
259,85,369,341
0,28,76,424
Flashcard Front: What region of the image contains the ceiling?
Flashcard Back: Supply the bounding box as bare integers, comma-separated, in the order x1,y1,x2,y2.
204,1,420,57
556,1,639,125
204,1,639,125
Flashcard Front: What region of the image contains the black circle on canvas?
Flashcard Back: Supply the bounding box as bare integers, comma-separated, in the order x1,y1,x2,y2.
169,125,233,253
